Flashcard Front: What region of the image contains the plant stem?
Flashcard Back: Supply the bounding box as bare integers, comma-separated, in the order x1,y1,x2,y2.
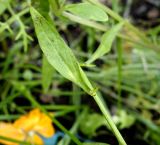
0,8,29,33
0,136,31,145
117,38,122,110
92,93,127,145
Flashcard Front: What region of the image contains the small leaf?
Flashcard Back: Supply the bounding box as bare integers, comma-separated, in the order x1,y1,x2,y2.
86,22,124,64
80,113,107,137
42,55,55,93
30,7,93,93
113,110,135,129
0,0,11,15
119,111,135,129
64,2,108,22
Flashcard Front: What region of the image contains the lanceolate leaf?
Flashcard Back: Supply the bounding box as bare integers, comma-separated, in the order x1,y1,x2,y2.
30,7,93,93
86,22,124,64
64,2,108,22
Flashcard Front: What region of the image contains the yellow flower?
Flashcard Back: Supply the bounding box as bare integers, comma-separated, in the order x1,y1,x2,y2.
0,109,55,145
0,123,24,145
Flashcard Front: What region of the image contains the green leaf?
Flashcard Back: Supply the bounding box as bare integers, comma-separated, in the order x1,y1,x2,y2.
80,113,107,137
32,0,49,17
86,22,124,64
30,7,93,93
0,0,11,15
113,110,135,129
64,2,108,22
83,143,110,145
48,0,60,16
42,55,55,93
119,110,135,129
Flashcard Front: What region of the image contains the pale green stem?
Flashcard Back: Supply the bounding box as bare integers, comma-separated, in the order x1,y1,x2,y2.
0,8,29,33
93,93,127,145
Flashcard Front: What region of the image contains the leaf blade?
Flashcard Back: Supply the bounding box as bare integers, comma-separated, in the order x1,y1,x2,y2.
65,2,108,22
42,55,55,93
86,22,124,64
30,7,93,93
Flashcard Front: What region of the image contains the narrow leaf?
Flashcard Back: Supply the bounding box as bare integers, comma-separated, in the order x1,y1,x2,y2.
86,22,124,64
65,2,108,22
42,55,55,93
80,113,107,137
30,7,93,93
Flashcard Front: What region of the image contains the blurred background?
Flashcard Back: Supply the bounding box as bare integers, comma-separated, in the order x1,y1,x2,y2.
0,0,160,145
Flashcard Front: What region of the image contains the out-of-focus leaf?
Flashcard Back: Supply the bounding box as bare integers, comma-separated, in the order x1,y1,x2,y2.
48,0,60,16
23,70,33,80
30,7,93,94
64,2,108,22
113,110,135,129
86,22,124,64
0,0,11,15
59,0,66,7
80,113,107,137
42,55,55,93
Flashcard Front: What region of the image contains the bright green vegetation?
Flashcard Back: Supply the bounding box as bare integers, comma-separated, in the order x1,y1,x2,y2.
0,0,160,145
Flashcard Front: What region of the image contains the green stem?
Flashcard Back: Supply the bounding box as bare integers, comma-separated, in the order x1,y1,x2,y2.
117,38,122,110
59,108,87,145
8,5,29,51
93,93,127,145
0,8,29,33
0,136,31,145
